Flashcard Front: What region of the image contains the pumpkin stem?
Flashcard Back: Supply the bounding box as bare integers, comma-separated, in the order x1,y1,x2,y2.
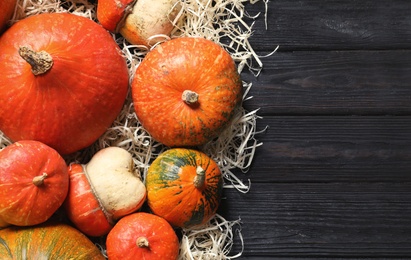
18,46,53,76
193,166,206,189
182,90,199,105
32,173,48,186
136,237,150,248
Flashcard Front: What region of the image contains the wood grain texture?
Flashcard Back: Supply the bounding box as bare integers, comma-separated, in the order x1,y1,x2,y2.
224,0,411,258
243,115,411,183
220,183,411,257
245,0,411,51
241,50,411,116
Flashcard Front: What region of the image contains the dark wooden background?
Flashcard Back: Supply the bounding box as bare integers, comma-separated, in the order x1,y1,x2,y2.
220,0,411,258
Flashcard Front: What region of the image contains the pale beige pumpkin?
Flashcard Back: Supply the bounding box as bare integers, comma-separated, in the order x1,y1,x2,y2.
64,147,147,237
97,0,182,47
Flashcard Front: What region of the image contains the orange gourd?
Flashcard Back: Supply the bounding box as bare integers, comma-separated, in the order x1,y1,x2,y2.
146,148,223,228
64,164,114,237
0,222,105,259
132,37,242,147
0,140,69,227
97,0,181,47
0,0,17,34
106,212,179,260
0,13,129,154
64,147,147,237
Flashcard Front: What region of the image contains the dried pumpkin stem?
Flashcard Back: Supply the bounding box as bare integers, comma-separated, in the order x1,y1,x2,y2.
32,173,48,186
18,46,53,76
182,90,199,105
136,237,150,248
193,166,206,189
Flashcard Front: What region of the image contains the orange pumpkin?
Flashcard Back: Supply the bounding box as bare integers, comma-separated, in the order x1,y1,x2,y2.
0,140,69,227
64,147,147,237
146,148,223,228
0,13,129,154
97,0,134,32
97,0,181,47
64,164,113,237
106,212,179,260
0,222,105,259
131,37,242,147
0,0,17,34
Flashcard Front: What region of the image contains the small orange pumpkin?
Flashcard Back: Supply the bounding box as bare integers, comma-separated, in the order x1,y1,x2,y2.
146,148,223,228
0,140,69,228
132,37,243,147
0,222,105,259
0,13,129,154
106,212,180,260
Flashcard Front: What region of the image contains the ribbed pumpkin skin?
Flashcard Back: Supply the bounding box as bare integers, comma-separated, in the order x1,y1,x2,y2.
0,0,17,33
106,212,179,260
132,37,242,147
0,222,105,259
0,140,68,227
0,13,129,154
146,148,223,228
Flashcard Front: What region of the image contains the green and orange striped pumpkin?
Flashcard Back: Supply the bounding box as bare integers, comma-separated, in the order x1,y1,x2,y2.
0,222,105,259
146,148,223,228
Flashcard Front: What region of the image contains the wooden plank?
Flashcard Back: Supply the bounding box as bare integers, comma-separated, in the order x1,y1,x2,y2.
241,50,411,116
236,115,411,183
245,0,411,51
220,182,411,257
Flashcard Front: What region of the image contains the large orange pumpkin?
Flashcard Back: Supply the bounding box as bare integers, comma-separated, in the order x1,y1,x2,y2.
0,0,17,34
0,13,129,154
0,222,105,259
106,212,179,260
146,148,223,228
0,140,69,228
132,37,243,147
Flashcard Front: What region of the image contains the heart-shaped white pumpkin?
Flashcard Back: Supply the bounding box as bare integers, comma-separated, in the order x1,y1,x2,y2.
85,146,146,220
